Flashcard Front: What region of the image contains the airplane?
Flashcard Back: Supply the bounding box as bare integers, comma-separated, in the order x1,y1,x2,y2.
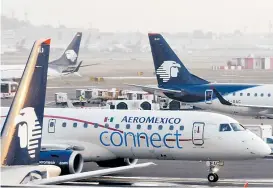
1,38,28,55
0,38,154,186
128,33,273,118
1,108,271,182
1,32,92,81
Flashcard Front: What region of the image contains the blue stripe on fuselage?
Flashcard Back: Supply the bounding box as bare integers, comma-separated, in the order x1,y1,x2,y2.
163,83,259,103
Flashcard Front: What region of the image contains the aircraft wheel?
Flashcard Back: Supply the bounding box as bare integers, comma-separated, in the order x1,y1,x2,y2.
208,173,218,182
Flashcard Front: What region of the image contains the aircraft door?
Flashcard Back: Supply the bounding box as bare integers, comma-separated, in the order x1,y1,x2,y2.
205,89,213,104
48,119,56,133
192,122,205,145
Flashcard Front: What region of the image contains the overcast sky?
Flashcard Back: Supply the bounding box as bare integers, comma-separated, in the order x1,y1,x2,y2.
2,0,273,33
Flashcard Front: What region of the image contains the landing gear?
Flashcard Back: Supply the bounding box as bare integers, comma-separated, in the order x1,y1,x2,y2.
208,173,218,182
206,161,224,182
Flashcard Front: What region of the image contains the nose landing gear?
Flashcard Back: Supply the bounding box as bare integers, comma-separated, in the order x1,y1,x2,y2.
208,173,218,182
206,161,224,182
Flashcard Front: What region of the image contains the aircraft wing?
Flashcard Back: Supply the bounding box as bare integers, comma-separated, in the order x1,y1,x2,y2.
126,84,185,95
30,162,155,185
213,88,273,109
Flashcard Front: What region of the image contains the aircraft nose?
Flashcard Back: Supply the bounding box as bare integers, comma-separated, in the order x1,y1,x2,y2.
260,142,272,157
254,138,271,157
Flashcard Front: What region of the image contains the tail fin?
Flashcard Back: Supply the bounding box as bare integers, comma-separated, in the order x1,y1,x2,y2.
50,32,82,66
1,39,50,166
148,33,209,88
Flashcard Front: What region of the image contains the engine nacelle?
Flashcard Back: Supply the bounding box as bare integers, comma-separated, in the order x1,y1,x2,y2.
39,150,84,175
96,158,138,168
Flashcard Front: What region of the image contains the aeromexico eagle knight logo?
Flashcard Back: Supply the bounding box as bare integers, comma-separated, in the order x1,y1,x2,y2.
156,61,181,82
16,107,42,158
65,49,77,62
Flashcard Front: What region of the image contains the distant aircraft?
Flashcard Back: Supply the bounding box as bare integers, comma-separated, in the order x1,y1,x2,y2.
129,33,273,118
1,32,95,81
0,38,154,186
1,37,27,55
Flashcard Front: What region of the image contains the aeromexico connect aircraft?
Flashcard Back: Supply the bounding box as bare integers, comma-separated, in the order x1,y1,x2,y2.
1,32,90,81
0,38,153,186
129,33,273,118
1,106,270,182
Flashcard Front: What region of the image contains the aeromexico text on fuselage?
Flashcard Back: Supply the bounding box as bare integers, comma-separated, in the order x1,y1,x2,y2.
100,115,184,149
121,116,181,124
162,83,259,103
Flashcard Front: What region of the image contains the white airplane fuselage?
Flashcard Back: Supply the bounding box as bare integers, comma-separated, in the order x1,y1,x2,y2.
188,84,273,117
1,108,270,162
0,65,64,80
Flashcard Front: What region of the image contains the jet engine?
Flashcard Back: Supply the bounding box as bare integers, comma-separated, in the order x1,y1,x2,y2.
39,150,84,175
96,158,138,167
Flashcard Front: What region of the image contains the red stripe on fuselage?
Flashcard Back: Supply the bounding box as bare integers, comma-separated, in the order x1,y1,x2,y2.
1,115,197,142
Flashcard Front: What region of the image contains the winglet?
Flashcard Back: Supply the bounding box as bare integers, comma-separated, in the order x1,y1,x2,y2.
212,88,232,106
1,38,50,166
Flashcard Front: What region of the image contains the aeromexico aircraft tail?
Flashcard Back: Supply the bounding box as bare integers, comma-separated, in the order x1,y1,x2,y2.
50,32,82,66
1,39,50,166
148,33,209,88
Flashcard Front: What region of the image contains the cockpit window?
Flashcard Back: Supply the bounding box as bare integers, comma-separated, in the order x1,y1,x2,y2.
266,138,273,144
219,124,232,132
230,123,245,131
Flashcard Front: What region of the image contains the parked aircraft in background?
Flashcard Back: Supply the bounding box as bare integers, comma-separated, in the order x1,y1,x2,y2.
0,38,154,186
129,33,273,118
1,32,95,81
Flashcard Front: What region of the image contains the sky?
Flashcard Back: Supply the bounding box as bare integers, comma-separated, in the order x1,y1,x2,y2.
1,0,273,33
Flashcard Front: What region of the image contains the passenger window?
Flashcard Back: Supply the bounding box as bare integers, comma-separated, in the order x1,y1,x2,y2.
83,122,88,128
240,93,243,96
169,125,174,130
247,93,250,96
233,93,236,96
126,124,130,129
254,93,257,97
219,124,232,132
62,122,67,127
73,123,77,128
261,93,264,97
180,125,184,130
158,125,163,130
137,124,141,129
115,124,119,129
230,123,245,131
94,123,99,128
268,93,271,97
148,125,152,130
266,138,273,144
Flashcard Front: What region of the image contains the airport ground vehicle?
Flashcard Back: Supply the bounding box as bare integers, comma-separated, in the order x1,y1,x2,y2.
0,81,18,98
